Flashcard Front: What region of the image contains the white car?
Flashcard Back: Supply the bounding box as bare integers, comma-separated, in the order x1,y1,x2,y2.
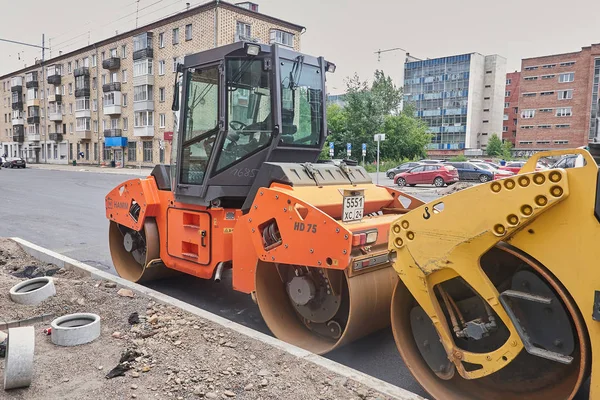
474,162,514,178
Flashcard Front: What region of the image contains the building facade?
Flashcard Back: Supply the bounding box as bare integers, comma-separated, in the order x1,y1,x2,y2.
503,71,520,145
515,44,600,151
0,1,303,167
404,53,506,156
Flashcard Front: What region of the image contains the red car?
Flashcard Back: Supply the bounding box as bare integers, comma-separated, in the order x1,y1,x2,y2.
394,164,459,187
499,161,545,174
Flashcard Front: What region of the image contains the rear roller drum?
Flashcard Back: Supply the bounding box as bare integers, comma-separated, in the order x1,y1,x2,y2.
391,245,590,400
255,262,397,355
109,218,172,282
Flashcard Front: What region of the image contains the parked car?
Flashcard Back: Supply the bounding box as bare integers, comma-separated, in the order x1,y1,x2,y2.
443,161,494,183
473,162,514,179
2,157,26,168
418,159,445,165
394,164,459,187
385,162,423,179
550,154,585,169
499,161,545,174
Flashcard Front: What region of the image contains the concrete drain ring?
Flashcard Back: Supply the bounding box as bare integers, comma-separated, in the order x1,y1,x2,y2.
51,313,101,347
9,277,56,305
4,326,35,390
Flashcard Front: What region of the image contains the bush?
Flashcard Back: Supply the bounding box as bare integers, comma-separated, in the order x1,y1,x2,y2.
449,155,467,162
364,159,408,173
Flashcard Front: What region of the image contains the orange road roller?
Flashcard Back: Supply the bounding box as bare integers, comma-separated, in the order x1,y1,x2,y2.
106,42,423,354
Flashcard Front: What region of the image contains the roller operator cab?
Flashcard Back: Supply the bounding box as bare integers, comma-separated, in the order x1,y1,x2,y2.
106,42,424,355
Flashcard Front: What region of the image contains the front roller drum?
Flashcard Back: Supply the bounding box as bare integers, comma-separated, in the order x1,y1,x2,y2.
390,246,590,400
109,219,173,282
255,262,397,355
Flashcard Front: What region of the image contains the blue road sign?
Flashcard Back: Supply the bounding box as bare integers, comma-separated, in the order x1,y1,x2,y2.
329,142,334,149
362,143,366,151
347,143,352,151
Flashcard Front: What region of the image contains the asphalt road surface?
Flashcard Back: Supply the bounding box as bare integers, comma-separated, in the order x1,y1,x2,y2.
0,168,589,399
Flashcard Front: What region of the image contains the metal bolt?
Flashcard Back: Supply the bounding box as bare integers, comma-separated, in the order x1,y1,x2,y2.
318,261,322,265
344,234,348,240
343,250,347,254
486,355,492,361
310,249,314,253
254,205,257,209
251,228,255,233
275,195,279,199
511,340,518,347
271,256,275,261
260,192,263,196
284,244,288,249
249,218,252,223
283,208,287,212
336,228,340,233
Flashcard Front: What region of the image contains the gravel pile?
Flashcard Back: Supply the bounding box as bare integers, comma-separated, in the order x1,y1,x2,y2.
0,239,393,400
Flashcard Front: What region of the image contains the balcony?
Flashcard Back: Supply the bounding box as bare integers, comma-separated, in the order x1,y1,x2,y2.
49,133,63,142
134,126,154,137
11,77,23,90
75,109,91,118
26,80,38,89
133,100,154,112
12,117,24,126
27,133,41,142
102,82,121,92
12,101,23,111
74,67,90,77
13,128,24,142
11,85,22,93
27,116,40,124
77,130,92,140
26,98,40,107
47,74,61,85
104,105,122,115
75,88,90,98
133,74,154,86
49,109,63,121
48,94,62,103
133,47,153,60
104,128,122,138
102,57,121,70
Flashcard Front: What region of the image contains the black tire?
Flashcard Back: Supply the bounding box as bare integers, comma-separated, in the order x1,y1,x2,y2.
387,172,395,179
433,177,445,187
396,178,406,187
10,164,14,169
479,174,490,183
409,184,416,187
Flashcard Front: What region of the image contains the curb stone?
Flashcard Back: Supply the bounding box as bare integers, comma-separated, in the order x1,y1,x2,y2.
11,237,425,400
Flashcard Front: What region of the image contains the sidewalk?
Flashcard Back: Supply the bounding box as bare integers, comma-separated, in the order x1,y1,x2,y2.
27,163,153,176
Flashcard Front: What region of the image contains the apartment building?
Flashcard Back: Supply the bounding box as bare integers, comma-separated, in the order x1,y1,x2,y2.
515,44,600,150
503,71,520,145
404,53,506,156
0,1,303,167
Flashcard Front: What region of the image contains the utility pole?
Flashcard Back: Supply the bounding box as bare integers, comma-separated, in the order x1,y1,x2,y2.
0,35,50,163
136,0,141,28
42,34,47,163
374,47,407,62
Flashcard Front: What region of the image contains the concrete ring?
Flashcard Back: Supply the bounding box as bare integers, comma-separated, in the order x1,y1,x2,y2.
51,313,101,347
9,277,56,305
4,326,35,390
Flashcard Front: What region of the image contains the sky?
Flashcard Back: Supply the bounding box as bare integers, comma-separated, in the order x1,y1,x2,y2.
2,0,600,93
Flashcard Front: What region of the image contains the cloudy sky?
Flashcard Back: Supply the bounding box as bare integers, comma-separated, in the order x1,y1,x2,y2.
2,0,600,92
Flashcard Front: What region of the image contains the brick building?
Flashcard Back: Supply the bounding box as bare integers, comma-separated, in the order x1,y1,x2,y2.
0,1,303,167
515,44,600,151
502,71,520,145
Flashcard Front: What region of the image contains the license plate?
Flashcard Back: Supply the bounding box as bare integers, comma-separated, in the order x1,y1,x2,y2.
342,195,364,222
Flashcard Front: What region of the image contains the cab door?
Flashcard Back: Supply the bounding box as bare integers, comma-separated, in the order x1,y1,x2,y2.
406,165,425,184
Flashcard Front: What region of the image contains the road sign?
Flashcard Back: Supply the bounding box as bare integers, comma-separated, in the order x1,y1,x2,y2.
329,142,334,149
374,134,386,142
362,143,366,157
346,143,352,157
374,134,385,184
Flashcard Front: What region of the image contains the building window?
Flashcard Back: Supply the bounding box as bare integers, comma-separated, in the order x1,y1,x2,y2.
556,107,573,117
69,103,73,114
134,85,153,102
484,109,490,112
537,140,551,144
560,62,575,67
123,94,128,106
92,54,97,67
540,91,555,96
559,73,575,83
159,60,165,75
540,108,553,112
128,141,136,162
524,66,538,71
172,28,179,45
92,77,97,89
159,87,165,102
68,62,72,73
173,57,178,72
503,114,508,120
505,91,510,97
483,120,489,123
521,109,535,119
134,60,153,77
538,125,552,129
159,113,166,128
68,83,73,94
514,107,518,114
485,85,491,88
554,140,569,144
484,97,490,100
520,126,534,130
93,119,98,132
542,74,555,79
185,24,192,41
123,117,128,131
523,92,536,97
102,74,107,85
555,124,570,129
143,141,153,162
101,51,105,61
558,89,573,100
134,111,153,127
236,22,251,40
524,76,538,81
93,99,98,111
122,69,128,82
506,78,512,85
503,126,508,132
542,64,556,69
121,44,127,59
69,123,74,133
62,85,65,95
270,29,294,47
76,117,91,131
75,97,90,111
504,102,510,108
159,32,164,48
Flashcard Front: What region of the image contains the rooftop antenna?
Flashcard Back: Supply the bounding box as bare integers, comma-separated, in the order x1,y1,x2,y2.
374,47,407,62
136,0,141,28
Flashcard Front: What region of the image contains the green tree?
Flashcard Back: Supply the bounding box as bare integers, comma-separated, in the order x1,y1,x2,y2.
501,140,513,160
486,133,503,156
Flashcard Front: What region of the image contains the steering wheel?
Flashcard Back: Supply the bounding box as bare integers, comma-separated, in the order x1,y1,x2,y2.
229,120,247,131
